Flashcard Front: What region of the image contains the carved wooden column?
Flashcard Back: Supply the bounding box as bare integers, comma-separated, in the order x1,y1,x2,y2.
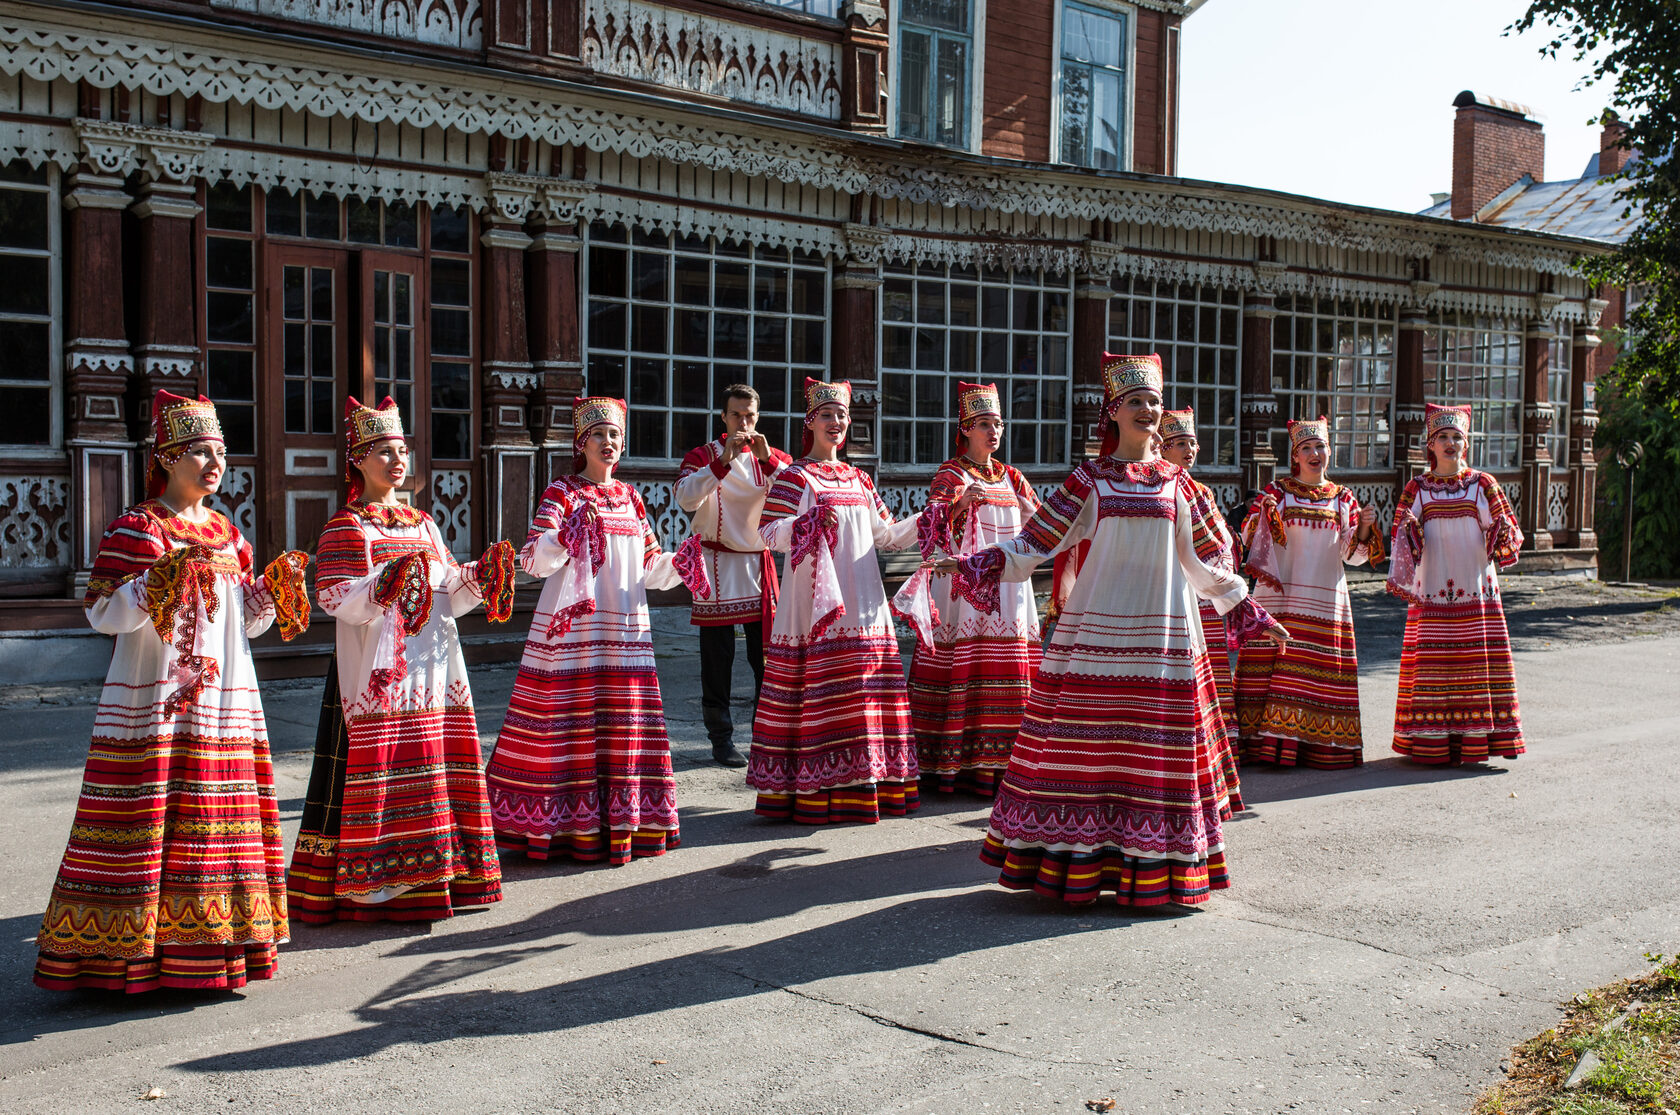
1238,284,1280,496
481,174,539,547
132,128,214,402
1074,242,1120,460
836,225,886,475
1568,299,1607,553
65,121,138,581
527,179,593,488
1519,309,1557,551
839,2,889,133
1393,285,1435,495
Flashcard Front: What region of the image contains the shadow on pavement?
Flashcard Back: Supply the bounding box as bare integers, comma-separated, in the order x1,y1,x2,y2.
1232,756,1512,807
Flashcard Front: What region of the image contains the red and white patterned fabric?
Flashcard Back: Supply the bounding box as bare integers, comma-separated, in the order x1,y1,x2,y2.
484,476,696,864
286,501,503,923
1236,477,1383,769
959,457,1280,906
675,436,792,627
902,456,1043,796
36,501,291,992
1386,469,1526,764
750,459,923,824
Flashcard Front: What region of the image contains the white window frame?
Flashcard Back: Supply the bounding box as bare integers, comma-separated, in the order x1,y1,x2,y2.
1051,0,1136,171
1423,312,1525,471
0,162,62,453
580,221,829,464
1272,296,1400,472
889,0,986,153
1108,277,1242,469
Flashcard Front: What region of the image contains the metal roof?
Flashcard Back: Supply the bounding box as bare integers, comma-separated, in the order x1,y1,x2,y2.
1419,172,1642,244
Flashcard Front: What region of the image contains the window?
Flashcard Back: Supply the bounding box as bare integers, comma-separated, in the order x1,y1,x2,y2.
1423,312,1523,470
1108,279,1240,467
266,187,342,240
1272,297,1397,470
880,262,1071,468
584,223,826,459
429,206,474,462
204,182,259,456
0,161,58,448
1060,2,1127,169
898,0,972,147
750,0,841,14
1546,329,1571,468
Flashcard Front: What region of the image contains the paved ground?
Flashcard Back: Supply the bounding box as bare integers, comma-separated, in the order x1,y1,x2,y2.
1,578,1676,1114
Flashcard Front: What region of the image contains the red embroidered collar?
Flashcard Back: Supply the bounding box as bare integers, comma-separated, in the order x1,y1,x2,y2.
350,500,426,528
1280,477,1341,501
954,456,1006,483
136,500,237,548
797,458,854,481
1092,456,1177,484
1418,468,1477,493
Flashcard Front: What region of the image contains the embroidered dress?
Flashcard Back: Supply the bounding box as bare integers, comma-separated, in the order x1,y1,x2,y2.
1387,469,1525,764
955,458,1277,906
750,459,923,823
286,501,508,922
675,437,792,627
906,456,1042,795
1235,478,1383,769
36,503,304,991
1183,477,1243,800
485,477,704,863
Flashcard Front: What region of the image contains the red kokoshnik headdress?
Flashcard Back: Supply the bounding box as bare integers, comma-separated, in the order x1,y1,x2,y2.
954,380,1001,452
1287,415,1330,476
1424,402,1473,471
147,389,224,499
572,396,627,474
801,377,851,456
1096,352,1164,457
344,395,406,503
1160,407,1197,444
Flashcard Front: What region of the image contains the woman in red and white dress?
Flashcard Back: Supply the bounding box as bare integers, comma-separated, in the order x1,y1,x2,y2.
903,380,1041,796
937,355,1289,906
1235,417,1382,769
748,378,923,824
1387,403,1526,765
484,398,709,864
35,391,309,991
287,396,512,923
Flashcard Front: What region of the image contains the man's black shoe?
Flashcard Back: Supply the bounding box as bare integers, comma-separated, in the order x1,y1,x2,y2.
712,741,748,768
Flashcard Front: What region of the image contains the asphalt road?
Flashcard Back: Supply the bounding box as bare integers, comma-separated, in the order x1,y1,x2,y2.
1,587,1676,1115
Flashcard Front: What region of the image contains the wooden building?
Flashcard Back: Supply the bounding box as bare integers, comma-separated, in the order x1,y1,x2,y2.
0,0,1622,676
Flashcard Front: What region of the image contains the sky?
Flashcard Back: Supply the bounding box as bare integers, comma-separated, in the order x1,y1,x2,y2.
1177,0,1614,214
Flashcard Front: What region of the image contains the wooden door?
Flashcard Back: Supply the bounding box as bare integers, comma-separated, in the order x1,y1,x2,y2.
263,245,350,557
357,250,430,507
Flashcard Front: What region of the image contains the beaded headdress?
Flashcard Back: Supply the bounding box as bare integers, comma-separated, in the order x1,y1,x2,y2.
956,381,1001,427
344,395,406,502
1101,352,1164,415
574,396,627,444
147,389,224,499
1288,416,1330,452
1425,403,1473,439
804,378,851,418
1160,407,1197,443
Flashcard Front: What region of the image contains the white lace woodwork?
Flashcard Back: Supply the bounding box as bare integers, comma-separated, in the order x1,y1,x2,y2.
875,484,930,522
1343,477,1398,542
0,475,71,569
202,465,258,538
582,0,842,119
1501,480,1523,522
430,468,473,559
209,0,484,50
1547,478,1568,534
0,17,1612,304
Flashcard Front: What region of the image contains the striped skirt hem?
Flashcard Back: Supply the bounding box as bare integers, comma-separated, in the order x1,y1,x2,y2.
34,944,279,993
980,835,1229,906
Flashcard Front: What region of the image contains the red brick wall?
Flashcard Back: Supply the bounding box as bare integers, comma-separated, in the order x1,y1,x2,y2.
1132,8,1165,174
982,1,1054,162
1451,106,1545,219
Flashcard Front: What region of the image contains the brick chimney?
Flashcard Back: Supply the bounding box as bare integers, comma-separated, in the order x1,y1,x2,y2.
1598,112,1634,176
1451,91,1544,220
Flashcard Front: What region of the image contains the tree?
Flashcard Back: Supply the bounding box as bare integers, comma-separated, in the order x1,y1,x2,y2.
1511,2,1680,577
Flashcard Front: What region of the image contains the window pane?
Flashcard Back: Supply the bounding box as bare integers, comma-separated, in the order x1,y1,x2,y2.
206,238,253,290
432,361,472,411
903,0,968,32
934,35,968,146
205,182,252,233
0,386,50,445
432,260,470,307
385,201,418,248
218,405,255,457
0,321,50,379
899,29,931,140
0,188,48,250
1063,6,1121,65
266,189,302,237
207,292,254,344
208,350,255,402
432,307,471,357
431,412,471,461
1092,68,1122,169
0,255,48,315
431,204,470,253
347,197,381,244
305,191,339,239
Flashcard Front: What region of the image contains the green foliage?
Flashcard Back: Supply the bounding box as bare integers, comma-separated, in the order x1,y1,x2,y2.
1512,2,1680,576
1546,1096,1626,1115
1593,366,1680,578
